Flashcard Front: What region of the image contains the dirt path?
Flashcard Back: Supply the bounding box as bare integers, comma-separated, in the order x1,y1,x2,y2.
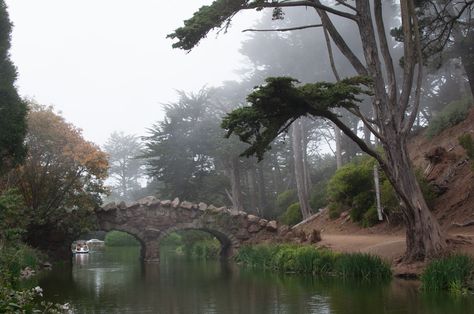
318,232,474,263
318,234,406,262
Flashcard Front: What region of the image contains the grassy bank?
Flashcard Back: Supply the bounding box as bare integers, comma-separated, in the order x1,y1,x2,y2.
235,244,392,281
421,254,474,294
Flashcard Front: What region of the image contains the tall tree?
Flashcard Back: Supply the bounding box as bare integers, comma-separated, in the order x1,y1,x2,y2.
0,1,27,174
104,132,144,202
169,0,447,261
10,104,108,253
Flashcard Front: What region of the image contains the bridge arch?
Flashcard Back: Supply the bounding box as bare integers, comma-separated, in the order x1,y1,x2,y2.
95,196,280,262
155,223,241,261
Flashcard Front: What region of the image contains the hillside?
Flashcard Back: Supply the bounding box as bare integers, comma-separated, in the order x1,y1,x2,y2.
294,107,474,263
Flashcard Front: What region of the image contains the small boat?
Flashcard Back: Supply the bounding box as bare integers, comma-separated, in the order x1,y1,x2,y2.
72,241,90,254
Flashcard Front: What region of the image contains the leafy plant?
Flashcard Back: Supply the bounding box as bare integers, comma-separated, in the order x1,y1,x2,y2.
279,202,302,226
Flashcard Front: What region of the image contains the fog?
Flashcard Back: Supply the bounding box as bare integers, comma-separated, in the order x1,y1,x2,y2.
6,0,258,145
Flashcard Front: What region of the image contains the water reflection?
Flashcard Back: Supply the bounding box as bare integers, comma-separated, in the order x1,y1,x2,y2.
39,248,474,314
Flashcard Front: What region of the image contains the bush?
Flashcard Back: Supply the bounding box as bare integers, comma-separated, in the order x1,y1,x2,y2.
104,231,140,247
459,134,474,169
327,156,374,223
362,206,380,227
279,202,302,226
421,254,474,293
276,190,297,214
426,96,473,138
235,244,391,281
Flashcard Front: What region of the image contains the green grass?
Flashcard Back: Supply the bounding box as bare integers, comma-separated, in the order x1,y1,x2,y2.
421,254,474,293
334,252,391,280
235,244,391,281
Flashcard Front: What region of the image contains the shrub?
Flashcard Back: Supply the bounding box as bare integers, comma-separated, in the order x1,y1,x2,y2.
350,191,373,222
279,202,302,226
104,231,140,247
327,156,374,223
459,134,474,170
190,239,220,259
362,206,380,227
421,254,474,293
276,190,297,214
425,96,473,138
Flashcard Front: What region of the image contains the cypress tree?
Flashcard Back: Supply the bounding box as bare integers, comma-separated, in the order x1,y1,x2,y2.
0,0,27,173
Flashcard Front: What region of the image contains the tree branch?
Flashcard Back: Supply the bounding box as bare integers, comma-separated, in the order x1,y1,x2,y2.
243,0,358,21
242,24,323,32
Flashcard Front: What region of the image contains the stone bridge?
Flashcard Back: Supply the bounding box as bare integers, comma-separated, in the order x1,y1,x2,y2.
95,196,280,262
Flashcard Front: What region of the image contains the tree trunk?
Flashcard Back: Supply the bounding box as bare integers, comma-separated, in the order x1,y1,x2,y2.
247,166,258,212
291,121,311,219
256,162,267,212
228,156,243,211
382,135,446,261
333,123,342,169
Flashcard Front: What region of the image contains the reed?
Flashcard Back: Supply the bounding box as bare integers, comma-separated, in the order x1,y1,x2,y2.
421,254,473,293
235,244,391,281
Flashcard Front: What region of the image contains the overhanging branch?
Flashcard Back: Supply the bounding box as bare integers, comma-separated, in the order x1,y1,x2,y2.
242,24,323,32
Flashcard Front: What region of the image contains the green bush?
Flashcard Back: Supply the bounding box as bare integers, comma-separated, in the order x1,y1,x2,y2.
426,96,473,138
362,206,380,227
279,202,302,226
459,134,474,169
421,254,474,293
276,190,297,214
104,231,140,247
327,156,374,222
235,244,391,281
351,191,373,222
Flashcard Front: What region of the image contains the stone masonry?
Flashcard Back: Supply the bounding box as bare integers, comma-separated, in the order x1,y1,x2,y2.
95,196,280,262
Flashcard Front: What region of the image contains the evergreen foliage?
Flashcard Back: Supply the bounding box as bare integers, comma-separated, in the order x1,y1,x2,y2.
222,76,373,161
0,1,27,173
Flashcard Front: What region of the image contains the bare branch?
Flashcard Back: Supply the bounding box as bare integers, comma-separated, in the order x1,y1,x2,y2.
243,0,358,21
242,24,323,33
335,0,358,12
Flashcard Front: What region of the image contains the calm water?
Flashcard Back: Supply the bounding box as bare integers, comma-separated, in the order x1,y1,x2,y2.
39,247,474,314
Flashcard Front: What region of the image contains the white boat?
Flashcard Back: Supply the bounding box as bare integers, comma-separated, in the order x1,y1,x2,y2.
72,241,90,254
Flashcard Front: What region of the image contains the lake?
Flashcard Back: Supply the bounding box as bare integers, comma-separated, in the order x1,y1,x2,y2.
38,247,474,313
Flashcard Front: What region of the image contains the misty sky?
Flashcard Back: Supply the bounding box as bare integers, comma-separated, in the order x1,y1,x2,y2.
6,0,259,145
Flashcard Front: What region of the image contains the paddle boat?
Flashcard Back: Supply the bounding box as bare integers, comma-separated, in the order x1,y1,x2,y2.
72,241,90,254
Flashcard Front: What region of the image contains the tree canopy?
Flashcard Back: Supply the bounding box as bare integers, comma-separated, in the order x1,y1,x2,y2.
0,0,27,173
222,76,373,160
